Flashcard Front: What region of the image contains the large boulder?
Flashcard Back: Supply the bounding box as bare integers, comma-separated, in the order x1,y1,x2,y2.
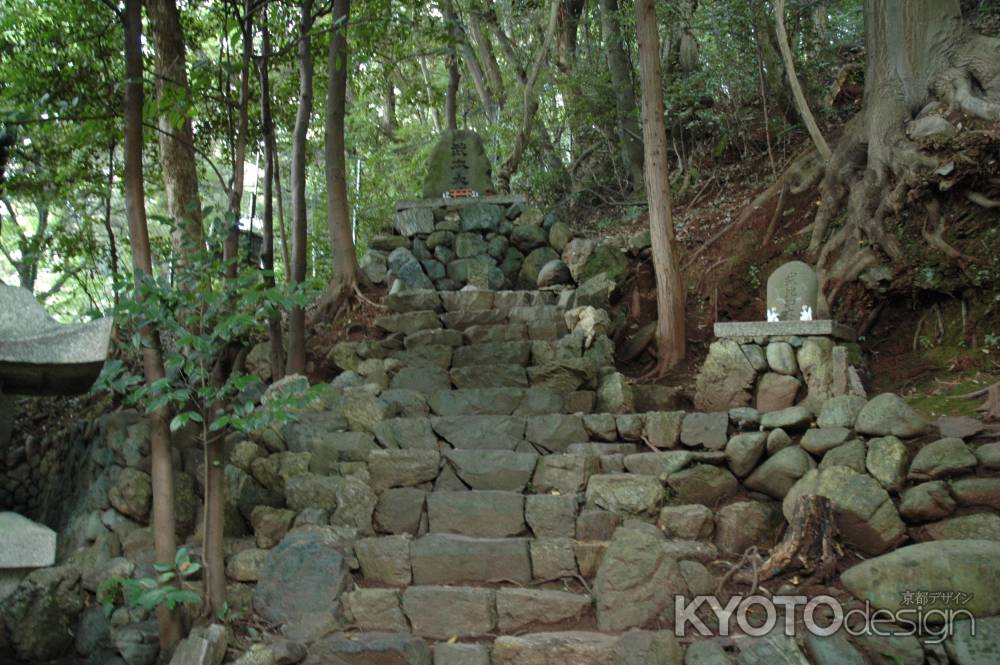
252,527,351,626
694,340,758,411
855,393,928,438
519,247,561,289
586,474,664,516
0,565,84,662
841,540,1000,616
594,523,686,631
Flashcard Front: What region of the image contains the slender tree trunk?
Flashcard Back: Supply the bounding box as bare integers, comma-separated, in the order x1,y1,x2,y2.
443,0,461,129
446,6,496,122
468,8,505,101
286,0,314,376
104,142,120,306
381,63,397,139
316,0,358,322
258,6,285,381
497,0,561,192
748,0,795,121
635,0,686,371
599,0,645,190
774,0,831,161
224,0,254,277
273,148,291,282
145,0,204,268
418,56,443,131
123,0,181,649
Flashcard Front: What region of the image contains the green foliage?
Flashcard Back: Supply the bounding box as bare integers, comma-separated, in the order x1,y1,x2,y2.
95,218,323,438
98,547,203,617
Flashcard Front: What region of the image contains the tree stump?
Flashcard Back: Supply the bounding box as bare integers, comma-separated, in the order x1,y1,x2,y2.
737,494,841,586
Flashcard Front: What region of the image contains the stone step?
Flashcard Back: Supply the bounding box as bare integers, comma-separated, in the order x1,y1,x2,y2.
383,288,567,314
343,585,594,638
305,629,659,665
375,305,570,336
352,532,718,588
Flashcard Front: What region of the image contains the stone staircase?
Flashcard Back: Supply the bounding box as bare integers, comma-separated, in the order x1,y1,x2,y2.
239,284,969,665
241,286,743,665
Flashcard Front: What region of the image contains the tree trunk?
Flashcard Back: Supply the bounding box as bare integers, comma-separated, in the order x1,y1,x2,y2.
123,0,181,649
556,0,586,74
635,0,686,371
224,0,254,278
316,0,358,323
104,142,120,306
748,0,795,122
382,63,397,139
599,0,645,191
418,56,443,131
811,0,1000,310
286,0,315,376
273,146,292,282
145,0,204,268
258,5,285,382
774,0,831,161
497,0,561,193
443,0,461,130
468,8,505,101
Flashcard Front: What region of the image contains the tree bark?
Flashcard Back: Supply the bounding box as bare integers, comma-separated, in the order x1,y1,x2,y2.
258,5,285,381
811,0,1000,309
381,63,397,139
123,0,181,649
145,0,204,268
599,0,645,190
774,0,831,161
104,141,120,306
468,8,505,101
273,145,292,282
286,0,315,376
316,0,358,322
418,56,443,132
443,0,461,130
556,0,586,74
635,0,686,371
497,0,561,193
224,0,254,278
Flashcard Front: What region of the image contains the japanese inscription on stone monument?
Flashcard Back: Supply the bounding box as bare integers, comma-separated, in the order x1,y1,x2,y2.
766,261,819,321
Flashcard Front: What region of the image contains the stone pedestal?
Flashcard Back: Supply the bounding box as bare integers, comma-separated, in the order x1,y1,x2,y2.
0,511,57,602
695,322,863,413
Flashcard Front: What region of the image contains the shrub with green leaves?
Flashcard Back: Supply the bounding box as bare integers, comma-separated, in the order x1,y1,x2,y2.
99,547,202,616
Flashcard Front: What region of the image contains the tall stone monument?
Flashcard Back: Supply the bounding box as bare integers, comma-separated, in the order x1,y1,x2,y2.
421,129,495,198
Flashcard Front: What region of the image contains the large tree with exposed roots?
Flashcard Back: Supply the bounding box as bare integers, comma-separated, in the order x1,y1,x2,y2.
810,0,1000,312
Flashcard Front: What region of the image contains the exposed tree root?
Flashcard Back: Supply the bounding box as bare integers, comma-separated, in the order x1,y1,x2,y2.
977,384,1000,422
967,191,1000,208
734,495,842,586
809,9,1000,312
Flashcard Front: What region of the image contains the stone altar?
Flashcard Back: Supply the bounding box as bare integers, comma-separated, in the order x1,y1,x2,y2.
696,262,863,412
